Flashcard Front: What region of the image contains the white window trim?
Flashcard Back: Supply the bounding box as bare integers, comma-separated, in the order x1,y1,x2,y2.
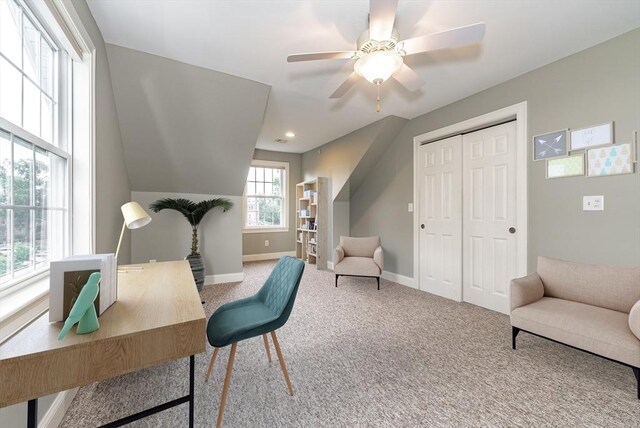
0,0,95,343
243,159,289,234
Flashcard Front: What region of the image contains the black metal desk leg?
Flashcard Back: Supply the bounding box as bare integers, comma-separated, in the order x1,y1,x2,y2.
189,355,195,428
27,398,38,428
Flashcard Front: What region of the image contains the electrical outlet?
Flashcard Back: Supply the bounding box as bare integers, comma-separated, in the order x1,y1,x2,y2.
265,240,270,247
408,203,414,212
149,259,157,263
583,195,604,211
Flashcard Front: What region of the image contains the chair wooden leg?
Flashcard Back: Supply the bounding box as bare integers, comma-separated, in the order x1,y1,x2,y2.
270,330,294,396
205,347,220,382
262,334,272,363
216,343,237,428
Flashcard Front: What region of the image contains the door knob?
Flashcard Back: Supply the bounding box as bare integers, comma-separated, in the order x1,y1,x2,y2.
509,227,516,234
421,224,425,229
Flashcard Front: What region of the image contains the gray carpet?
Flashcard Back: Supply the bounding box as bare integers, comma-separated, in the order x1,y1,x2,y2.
61,260,640,427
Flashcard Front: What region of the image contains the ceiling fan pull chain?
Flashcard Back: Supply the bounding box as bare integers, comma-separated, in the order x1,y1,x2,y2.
376,81,381,112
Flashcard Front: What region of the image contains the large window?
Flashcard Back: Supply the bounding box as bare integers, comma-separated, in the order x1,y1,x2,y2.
243,160,288,232
0,0,70,290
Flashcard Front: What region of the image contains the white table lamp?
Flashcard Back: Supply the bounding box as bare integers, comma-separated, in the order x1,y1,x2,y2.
116,201,152,261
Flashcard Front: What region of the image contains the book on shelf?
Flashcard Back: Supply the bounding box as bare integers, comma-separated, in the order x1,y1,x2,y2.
49,254,117,322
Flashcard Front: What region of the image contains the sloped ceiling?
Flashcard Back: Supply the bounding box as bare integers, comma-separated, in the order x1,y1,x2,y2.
88,0,640,153
302,115,407,202
106,44,270,196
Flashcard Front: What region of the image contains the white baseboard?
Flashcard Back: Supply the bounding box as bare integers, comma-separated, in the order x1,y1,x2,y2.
204,272,244,285
40,388,78,428
243,251,296,262
381,271,416,289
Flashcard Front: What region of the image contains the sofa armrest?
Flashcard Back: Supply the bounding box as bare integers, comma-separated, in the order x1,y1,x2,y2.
630,300,640,340
510,272,544,313
334,245,345,266
373,246,383,273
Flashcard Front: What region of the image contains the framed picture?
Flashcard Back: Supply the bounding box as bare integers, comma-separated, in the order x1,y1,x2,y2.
587,143,634,177
533,129,568,161
546,154,584,179
570,122,613,150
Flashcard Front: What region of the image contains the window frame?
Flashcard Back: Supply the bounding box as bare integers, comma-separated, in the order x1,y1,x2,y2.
0,1,72,292
243,159,289,234
0,0,95,337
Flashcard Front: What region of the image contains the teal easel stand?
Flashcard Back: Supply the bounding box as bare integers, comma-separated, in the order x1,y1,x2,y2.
58,272,102,340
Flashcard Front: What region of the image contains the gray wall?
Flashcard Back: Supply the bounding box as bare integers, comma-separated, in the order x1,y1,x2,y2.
350,29,640,277
242,149,301,256
131,191,243,277
74,2,131,263
106,44,271,196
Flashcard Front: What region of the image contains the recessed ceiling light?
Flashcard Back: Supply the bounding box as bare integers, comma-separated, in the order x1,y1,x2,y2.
285,131,295,138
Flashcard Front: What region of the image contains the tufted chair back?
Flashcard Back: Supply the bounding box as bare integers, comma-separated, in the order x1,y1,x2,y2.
257,257,305,321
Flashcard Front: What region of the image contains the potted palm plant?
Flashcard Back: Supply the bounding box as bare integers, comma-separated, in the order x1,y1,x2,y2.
149,198,233,291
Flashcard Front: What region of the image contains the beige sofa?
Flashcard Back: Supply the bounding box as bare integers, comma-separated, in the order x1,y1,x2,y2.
334,236,383,290
510,256,640,398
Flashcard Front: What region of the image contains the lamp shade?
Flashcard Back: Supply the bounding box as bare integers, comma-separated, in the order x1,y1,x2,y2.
121,202,152,229
354,51,403,84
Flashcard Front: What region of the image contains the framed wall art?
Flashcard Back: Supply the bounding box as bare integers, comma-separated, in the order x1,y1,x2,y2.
570,122,613,150
587,143,634,177
533,129,568,161
546,154,585,179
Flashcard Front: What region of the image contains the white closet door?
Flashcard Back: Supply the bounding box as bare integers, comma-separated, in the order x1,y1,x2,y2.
462,122,518,314
419,135,462,301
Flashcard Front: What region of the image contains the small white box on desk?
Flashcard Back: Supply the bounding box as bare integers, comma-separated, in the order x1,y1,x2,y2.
49,254,117,322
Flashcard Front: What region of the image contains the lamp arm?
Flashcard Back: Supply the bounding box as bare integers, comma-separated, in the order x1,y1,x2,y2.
115,220,126,261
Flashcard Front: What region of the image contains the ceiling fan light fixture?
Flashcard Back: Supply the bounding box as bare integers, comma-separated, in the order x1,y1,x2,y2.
354,50,403,84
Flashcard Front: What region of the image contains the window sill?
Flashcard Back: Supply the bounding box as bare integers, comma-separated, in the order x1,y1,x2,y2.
243,227,289,234
0,275,49,343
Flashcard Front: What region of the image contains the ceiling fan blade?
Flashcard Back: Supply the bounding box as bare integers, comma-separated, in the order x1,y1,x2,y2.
392,63,425,92
329,72,360,98
287,51,355,62
400,23,486,56
369,0,398,41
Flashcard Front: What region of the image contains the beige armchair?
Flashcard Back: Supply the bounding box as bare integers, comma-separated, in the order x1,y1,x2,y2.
333,236,383,290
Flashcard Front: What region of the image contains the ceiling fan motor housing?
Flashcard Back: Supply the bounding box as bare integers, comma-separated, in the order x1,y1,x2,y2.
357,28,401,55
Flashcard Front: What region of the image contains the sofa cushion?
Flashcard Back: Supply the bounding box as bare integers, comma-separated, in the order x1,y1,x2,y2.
334,256,381,276
511,297,640,367
537,256,640,313
340,236,380,258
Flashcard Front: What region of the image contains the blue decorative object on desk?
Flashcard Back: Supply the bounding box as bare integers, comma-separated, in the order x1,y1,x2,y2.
58,272,102,340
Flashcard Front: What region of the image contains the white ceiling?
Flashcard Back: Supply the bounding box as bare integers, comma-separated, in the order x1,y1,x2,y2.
87,0,640,154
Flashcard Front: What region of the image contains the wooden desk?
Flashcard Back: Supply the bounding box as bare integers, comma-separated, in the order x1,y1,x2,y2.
0,261,206,427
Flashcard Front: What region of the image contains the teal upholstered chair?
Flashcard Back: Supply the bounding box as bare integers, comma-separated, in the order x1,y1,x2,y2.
205,256,305,428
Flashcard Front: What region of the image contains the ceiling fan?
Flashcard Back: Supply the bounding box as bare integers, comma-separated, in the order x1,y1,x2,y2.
287,0,486,112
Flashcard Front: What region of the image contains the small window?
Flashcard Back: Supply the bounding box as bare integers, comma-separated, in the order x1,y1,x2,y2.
243,160,288,232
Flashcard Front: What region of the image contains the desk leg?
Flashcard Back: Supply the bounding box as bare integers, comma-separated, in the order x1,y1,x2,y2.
189,354,195,428
27,399,37,428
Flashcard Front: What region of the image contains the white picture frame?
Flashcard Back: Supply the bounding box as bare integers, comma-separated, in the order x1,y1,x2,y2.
570,122,613,150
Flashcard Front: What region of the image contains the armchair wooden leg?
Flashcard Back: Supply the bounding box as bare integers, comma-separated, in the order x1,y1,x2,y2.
335,274,339,287
376,276,380,290
270,331,294,396
262,334,272,363
205,347,220,382
216,343,237,428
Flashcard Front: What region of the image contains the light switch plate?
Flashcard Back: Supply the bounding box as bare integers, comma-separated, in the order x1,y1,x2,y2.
583,195,604,211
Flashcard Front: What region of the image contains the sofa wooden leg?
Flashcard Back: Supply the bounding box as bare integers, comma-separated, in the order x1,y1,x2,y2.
512,326,520,350
633,367,640,400
335,275,339,287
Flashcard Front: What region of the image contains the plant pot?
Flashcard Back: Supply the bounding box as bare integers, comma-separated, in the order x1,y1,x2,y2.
186,254,205,292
